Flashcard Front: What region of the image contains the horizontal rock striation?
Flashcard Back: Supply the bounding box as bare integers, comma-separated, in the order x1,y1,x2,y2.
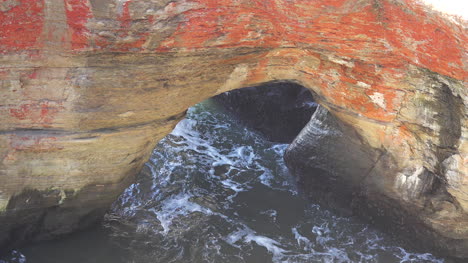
0,0,466,259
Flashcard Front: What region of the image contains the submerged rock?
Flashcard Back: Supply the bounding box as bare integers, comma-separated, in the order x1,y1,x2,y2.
0,0,466,260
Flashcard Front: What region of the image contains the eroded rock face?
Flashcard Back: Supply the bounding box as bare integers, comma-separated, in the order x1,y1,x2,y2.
285,104,468,258
0,0,466,258
285,106,383,210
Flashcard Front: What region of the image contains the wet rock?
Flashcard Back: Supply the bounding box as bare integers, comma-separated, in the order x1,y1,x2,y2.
285,105,382,212
189,196,220,212
285,101,468,259
0,0,466,259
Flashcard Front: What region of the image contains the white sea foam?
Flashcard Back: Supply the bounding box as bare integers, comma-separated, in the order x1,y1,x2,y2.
259,168,274,186
292,227,312,248
153,193,213,234
103,99,444,263
171,119,234,166
226,227,287,258
395,247,444,263
221,179,245,193
0,251,26,263
244,233,287,255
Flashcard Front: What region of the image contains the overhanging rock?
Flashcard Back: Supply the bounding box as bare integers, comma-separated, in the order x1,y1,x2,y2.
0,0,466,259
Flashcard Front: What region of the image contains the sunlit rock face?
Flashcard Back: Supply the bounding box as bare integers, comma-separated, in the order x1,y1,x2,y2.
0,0,466,259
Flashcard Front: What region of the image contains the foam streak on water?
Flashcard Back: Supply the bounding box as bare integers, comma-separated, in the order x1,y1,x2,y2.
1,99,444,263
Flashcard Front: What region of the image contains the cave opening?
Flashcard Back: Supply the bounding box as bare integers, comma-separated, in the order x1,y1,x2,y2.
3,82,444,263
212,82,317,144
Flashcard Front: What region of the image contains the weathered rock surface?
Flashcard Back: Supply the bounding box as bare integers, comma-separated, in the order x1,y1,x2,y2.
0,0,466,259
285,104,468,258
213,83,316,143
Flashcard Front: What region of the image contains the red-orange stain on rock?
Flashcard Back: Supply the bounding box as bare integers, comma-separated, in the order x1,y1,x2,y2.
300,58,405,122
115,1,150,51
9,101,64,127
64,0,92,50
1,0,464,126
157,0,465,81
0,69,9,78
27,69,38,79
248,49,306,82
247,55,269,84
158,0,283,50
388,124,414,147
381,0,466,80
2,0,464,80
8,134,61,152
330,84,399,122
9,104,29,120
0,0,45,53
120,1,132,28
93,0,152,51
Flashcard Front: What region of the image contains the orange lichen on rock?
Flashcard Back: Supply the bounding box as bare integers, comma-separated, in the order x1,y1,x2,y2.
0,0,467,258
381,0,466,80
155,0,466,80
0,0,45,53
8,101,64,127
64,0,93,50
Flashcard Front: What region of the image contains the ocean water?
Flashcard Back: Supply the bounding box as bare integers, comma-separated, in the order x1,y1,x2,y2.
1,99,443,263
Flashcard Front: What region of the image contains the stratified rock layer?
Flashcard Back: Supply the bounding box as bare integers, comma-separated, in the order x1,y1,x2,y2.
0,0,466,259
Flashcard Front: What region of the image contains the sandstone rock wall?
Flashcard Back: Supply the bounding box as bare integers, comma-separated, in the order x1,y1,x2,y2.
0,0,466,258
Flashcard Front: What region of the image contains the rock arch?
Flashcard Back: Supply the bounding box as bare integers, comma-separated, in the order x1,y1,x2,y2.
0,0,466,259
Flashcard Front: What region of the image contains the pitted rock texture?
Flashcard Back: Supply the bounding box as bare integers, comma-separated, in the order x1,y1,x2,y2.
0,0,466,258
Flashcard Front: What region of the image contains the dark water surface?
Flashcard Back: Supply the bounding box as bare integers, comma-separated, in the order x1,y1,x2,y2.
1,99,443,263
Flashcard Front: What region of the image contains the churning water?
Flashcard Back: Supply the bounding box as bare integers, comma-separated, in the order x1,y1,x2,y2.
2,99,443,263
